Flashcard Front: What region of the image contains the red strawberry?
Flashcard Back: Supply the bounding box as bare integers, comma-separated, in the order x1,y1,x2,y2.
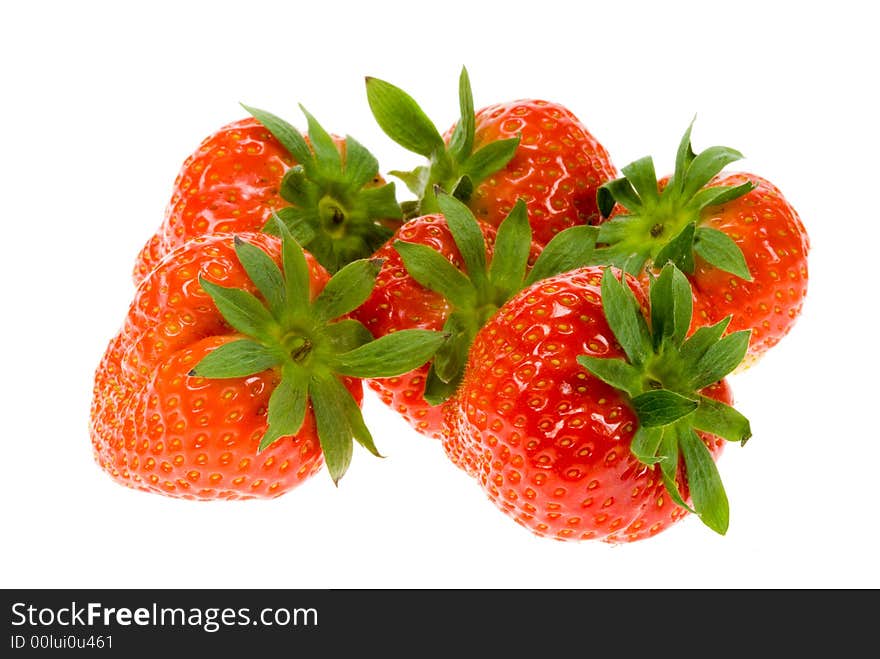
594,121,809,364
365,67,617,246
92,225,444,498
463,100,617,245
133,106,402,283
352,213,492,439
450,264,753,541
133,118,293,283
352,193,599,452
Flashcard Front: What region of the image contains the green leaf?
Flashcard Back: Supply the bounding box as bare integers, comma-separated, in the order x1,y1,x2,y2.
649,264,693,348
600,268,651,366
658,428,695,512
488,200,532,294
688,330,751,391
649,265,675,348
360,185,404,222
278,166,317,208
199,277,277,340
461,137,520,184
694,227,753,281
525,226,598,287
631,389,698,427
390,166,430,197
341,135,380,188
447,66,475,162
595,214,640,245
272,216,312,314
269,206,317,247
324,319,373,354
671,119,697,194
423,363,462,406
682,145,745,201
596,184,616,218
693,396,752,445
308,373,355,484
190,339,280,379
669,266,694,346
394,240,477,308
437,193,488,292
365,77,445,157
341,388,381,459
690,180,755,211
576,355,642,398
305,232,339,273
679,316,731,365
431,313,473,384
680,428,730,534
630,426,664,464
259,368,309,451
234,236,285,315
334,330,446,378
311,258,382,322
654,222,696,274
597,177,642,215
299,105,341,174
451,175,474,202
620,156,659,207
242,104,313,167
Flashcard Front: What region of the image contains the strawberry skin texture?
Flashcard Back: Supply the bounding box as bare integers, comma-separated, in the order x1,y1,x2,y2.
352,215,495,439
130,335,327,498
91,232,360,500
690,173,809,363
462,100,617,246
352,214,542,441
451,268,729,543
133,118,294,284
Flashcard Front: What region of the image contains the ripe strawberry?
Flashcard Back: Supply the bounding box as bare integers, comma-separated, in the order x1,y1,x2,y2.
133,106,402,283
365,68,617,246
352,213,492,441
450,264,753,541
92,225,444,499
352,193,599,453
594,121,809,364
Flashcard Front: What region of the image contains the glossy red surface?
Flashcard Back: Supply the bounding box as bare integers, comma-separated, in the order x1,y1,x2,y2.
353,215,491,439
691,173,810,363
133,118,294,283
451,267,730,543
90,232,352,500
461,99,618,246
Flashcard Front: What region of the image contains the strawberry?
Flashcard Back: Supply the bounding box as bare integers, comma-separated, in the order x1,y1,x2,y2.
353,192,599,459
92,224,444,499
133,106,402,283
365,68,617,246
351,213,492,441
594,121,809,364
450,264,753,541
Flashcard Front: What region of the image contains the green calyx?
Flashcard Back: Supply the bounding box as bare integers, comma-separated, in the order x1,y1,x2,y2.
594,120,755,281
365,67,520,218
577,265,752,535
242,103,403,274
190,219,445,484
396,191,599,405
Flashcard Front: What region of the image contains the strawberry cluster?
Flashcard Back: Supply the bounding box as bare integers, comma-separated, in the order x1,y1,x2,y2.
90,68,809,543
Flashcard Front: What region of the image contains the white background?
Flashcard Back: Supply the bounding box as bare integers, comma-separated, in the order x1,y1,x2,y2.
2,0,876,589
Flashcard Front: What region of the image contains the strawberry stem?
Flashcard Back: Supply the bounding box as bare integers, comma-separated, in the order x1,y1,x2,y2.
242,104,403,273
190,219,446,484
393,193,599,405
594,120,755,280
577,265,752,534
366,67,519,218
